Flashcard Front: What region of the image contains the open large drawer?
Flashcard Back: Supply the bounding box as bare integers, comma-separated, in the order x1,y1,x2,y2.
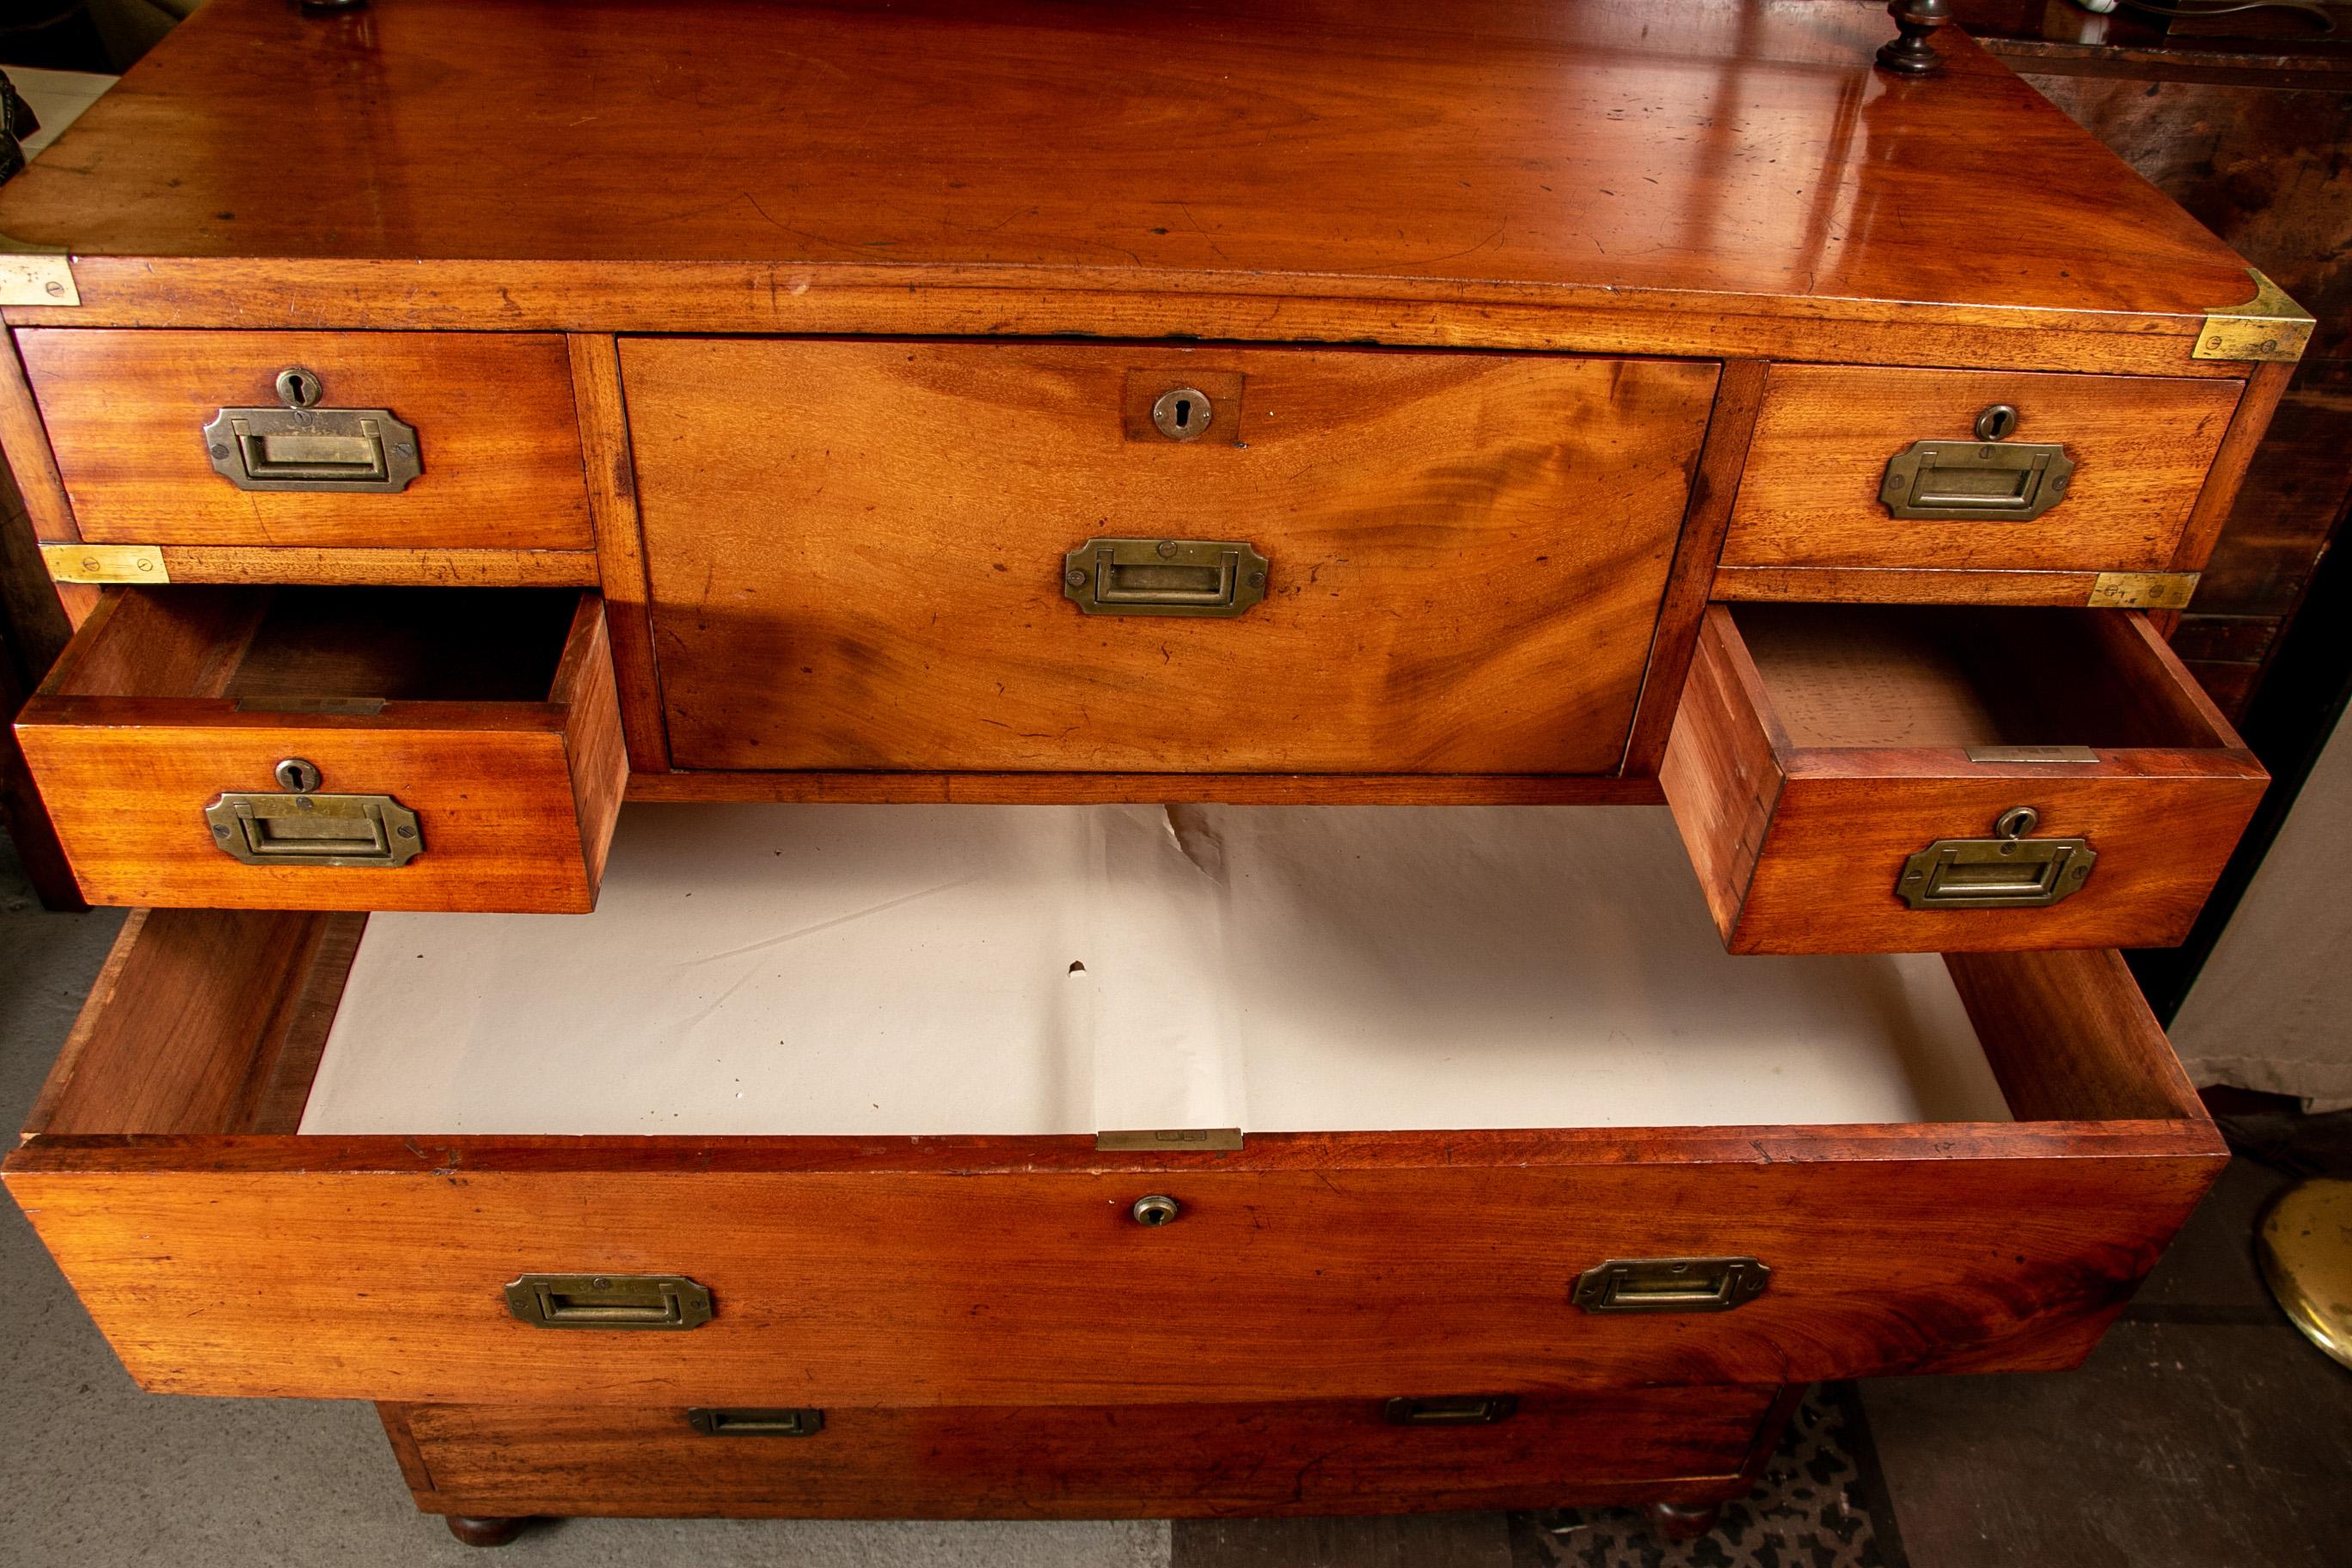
4,805,2224,1407
14,585,626,913
1663,603,2268,953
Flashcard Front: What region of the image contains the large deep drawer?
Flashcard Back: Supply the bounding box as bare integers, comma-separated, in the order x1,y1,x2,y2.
380,1389,1789,1521
5,805,2223,1407
622,338,1717,775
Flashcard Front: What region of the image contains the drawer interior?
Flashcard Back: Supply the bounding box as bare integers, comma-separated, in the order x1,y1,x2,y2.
1729,602,2235,754
299,804,2015,1136
29,804,2214,1148
40,585,585,707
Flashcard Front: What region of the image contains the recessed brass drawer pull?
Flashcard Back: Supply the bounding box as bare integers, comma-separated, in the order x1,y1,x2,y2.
686,1407,824,1437
1063,537,1269,617
1880,438,2074,522
1382,1394,1519,1426
504,1273,714,1331
202,365,422,493
204,756,423,868
1896,805,2096,910
1572,1256,1771,1314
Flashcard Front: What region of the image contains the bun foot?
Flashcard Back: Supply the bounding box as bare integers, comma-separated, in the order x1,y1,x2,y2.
444,1516,532,1548
1646,1500,1721,1541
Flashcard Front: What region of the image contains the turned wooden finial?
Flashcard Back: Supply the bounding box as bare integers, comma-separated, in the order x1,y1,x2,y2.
1877,0,1951,75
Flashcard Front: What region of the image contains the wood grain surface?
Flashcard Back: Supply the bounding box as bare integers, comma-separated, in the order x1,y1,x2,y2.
0,0,2263,368
1723,366,2245,575
570,334,671,772
4,903,2223,1406
1662,604,2269,953
384,1390,1779,1519
15,587,625,912
628,338,1712,774
16,330,591,549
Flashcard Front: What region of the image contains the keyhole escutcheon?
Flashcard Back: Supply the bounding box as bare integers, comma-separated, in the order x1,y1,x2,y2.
1151,386,1213,442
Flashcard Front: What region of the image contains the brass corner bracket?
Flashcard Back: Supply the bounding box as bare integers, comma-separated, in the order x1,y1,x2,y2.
2195,269,2314,364
0,238,77,306
41,542,168,583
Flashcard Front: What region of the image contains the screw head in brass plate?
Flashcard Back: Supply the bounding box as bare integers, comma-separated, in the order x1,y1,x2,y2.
2258,1179,2352,1370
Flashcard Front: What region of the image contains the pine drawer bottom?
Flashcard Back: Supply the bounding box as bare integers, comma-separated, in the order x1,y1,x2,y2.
380,1388,1795,1522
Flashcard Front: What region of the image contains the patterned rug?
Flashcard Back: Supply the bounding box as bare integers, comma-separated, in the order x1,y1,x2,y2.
1505,1386,1897,1568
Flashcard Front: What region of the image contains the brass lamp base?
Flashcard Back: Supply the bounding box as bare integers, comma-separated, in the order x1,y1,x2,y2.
2258,1179,2352,1369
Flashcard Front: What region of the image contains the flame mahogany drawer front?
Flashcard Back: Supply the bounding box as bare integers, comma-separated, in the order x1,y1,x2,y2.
3,885,2221,1409
622,338,1718,774
1719,365,2244,585
1662,603,2268,954
15,329,594,550
378,1391,1786,1521
12,586,627,913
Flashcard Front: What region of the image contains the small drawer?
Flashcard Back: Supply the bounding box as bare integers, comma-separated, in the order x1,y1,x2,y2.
1720,365,2242,581
14,585,626,912
16,329,592,549
381,1390,1782,1520
1662,602,2267,953
5,806,2222,1407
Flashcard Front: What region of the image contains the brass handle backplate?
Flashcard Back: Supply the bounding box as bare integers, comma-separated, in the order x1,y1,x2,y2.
1572,1256,1771,1314
202,366,420,493
1880,437,2074,522
505,1273,714,1331
1063,538,1268,618
204,757,422,868
1896,805,2096,910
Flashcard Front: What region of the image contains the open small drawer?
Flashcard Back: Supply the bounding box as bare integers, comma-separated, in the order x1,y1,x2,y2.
14,585,625,913
1662,603,2267,954
5,805,2223,1408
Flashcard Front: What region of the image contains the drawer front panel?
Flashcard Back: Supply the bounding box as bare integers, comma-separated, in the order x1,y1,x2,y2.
18,330,593,549
389,1390,1779,1519
7,1136,2212,1406
625,339,1716,774
1721,366,2241,576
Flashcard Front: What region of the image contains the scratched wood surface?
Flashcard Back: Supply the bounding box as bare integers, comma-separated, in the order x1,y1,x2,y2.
0,0,2266,371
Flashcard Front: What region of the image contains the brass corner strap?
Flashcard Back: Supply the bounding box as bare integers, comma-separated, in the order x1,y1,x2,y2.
41,542,168,584
2195,268,2314,364
0,245,76,306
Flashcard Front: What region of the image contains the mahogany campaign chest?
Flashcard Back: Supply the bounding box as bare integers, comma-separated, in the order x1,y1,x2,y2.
0,0,2309,1544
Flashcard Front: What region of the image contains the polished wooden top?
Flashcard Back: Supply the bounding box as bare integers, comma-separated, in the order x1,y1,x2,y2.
0,0,2261,352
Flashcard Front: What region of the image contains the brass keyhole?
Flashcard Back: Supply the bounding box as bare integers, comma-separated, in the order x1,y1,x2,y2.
1130,1194,1181,1227
274,756,324,793
1150,387,1213,442
1974,403,2019,441
274,366,324,409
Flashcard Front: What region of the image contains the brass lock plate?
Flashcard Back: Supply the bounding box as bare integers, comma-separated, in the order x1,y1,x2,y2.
1382,1394,1519,1426
203,401,421,492
505,1273,714,1330
1897,806,2095,910
1063,538,1269,618
1572,1256,1771,1314
204,790,425,867
1880,439,2075,522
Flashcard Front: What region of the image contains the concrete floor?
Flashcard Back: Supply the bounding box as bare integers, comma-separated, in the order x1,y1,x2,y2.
5,822,2349,1567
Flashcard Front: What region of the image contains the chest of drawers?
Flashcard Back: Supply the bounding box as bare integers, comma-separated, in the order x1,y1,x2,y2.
0,0,2308,1544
